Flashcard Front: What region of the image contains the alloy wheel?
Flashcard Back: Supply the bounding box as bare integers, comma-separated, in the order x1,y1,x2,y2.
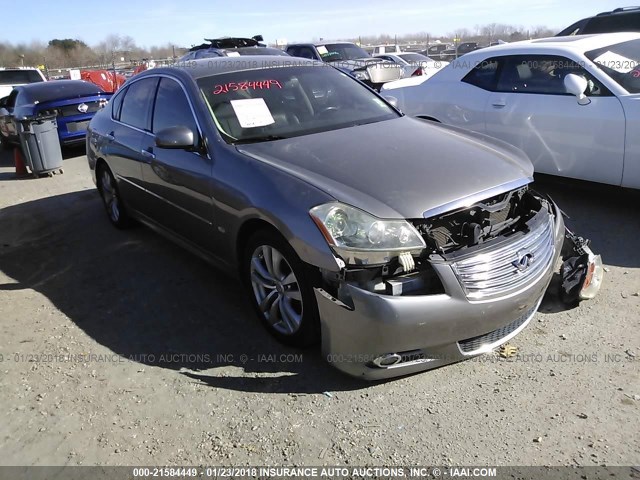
249,245,303,335
100,169,120,223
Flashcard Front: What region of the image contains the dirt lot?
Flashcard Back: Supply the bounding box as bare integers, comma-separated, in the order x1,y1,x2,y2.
0,148,638,468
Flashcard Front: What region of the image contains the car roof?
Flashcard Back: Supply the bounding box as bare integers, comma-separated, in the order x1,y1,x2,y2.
147,56,319,80
16,80,105,102
595,6,640,16
288,42,356,47
459,32,640,57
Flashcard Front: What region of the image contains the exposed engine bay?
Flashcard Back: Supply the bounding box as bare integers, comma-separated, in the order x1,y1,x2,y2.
320,186,602,305
411,186,539,254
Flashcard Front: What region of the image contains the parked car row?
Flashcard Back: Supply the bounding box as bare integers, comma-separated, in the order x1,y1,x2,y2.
285,42,406,90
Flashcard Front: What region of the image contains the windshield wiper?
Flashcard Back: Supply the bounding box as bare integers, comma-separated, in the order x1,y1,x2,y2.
235,135,288,144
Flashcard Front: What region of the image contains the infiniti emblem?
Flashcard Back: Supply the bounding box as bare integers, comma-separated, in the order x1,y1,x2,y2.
512,250,534,271
77,103,89,113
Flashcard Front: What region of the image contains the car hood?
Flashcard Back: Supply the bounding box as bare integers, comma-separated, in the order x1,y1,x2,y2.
236,116,533,219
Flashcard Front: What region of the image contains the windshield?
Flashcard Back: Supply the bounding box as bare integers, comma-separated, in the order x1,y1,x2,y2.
586,39,640,93
198,65,399,144
0,70,44,85
319,44,371,62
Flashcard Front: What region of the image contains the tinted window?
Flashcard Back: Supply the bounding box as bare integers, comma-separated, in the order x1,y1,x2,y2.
584,13,640,34
119,77,158,130
320,44,371,62
497,55,610,96
0,70,43,85
195,49,223,59
152,78,198,135
462,58,501,91
110,86,127,121
297,47,316,60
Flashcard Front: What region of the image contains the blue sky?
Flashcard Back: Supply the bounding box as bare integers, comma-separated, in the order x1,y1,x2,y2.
1,0,624,48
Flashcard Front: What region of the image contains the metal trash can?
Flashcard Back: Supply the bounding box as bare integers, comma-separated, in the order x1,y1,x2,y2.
17,115,64,178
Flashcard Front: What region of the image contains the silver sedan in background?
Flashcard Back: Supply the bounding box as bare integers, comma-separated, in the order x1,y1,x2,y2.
86,57,602,379
374,52,449,79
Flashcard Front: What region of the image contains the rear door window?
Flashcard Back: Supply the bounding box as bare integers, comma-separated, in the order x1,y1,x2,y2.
119,77,159,131
110,86,127,121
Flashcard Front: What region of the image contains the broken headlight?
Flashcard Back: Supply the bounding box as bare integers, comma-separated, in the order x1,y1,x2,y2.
310,203,425,266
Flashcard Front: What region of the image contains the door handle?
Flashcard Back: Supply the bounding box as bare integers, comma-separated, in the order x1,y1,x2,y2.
492,100,506,108
141,149,156,160
105,132,115,141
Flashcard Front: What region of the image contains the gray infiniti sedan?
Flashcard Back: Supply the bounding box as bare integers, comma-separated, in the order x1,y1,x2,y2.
86,57,602,379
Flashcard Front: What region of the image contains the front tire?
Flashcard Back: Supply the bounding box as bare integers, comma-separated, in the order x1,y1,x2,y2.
97,164,132,229
242,230,320,347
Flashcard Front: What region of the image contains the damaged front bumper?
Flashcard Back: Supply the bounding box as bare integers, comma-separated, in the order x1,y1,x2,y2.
315,200,591,380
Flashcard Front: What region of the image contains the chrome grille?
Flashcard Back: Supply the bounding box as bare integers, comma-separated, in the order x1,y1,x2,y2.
451,215,555,300
458,302,539,354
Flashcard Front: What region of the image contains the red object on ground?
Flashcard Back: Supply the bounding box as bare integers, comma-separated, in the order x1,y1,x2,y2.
14,147,27,175
80,70,126,93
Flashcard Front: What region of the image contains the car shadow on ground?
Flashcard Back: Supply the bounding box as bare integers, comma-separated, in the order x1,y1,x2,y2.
0,190,367,394
0,177,638,393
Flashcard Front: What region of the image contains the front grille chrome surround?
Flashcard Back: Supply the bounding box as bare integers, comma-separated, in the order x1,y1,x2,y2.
451,214,555,300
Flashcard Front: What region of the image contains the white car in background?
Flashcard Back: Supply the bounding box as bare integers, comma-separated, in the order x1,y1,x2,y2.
0,68,46,99
381,33,640,189
374,52,449,79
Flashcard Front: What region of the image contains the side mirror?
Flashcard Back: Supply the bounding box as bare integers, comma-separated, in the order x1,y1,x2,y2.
155,126,195,149
564,73,591,105
382,95,399,108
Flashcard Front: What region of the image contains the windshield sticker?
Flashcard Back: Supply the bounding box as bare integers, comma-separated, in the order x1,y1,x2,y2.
213,80,282,95
316,46,328,55
230,98,275,128
594,51,639,73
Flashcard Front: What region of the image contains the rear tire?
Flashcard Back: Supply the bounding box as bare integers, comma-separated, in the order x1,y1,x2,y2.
242,229,321,347
97,164,132,229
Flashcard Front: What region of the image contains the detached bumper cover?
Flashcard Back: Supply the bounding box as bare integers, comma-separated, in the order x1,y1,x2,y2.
316,204,565,380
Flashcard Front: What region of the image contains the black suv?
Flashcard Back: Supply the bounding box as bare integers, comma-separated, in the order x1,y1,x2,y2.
557,7,640,36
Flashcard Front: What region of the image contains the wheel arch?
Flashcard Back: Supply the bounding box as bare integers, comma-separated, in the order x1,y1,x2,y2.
235,218,285,271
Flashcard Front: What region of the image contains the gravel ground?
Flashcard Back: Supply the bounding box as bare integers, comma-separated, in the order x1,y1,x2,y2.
0,148,638,467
